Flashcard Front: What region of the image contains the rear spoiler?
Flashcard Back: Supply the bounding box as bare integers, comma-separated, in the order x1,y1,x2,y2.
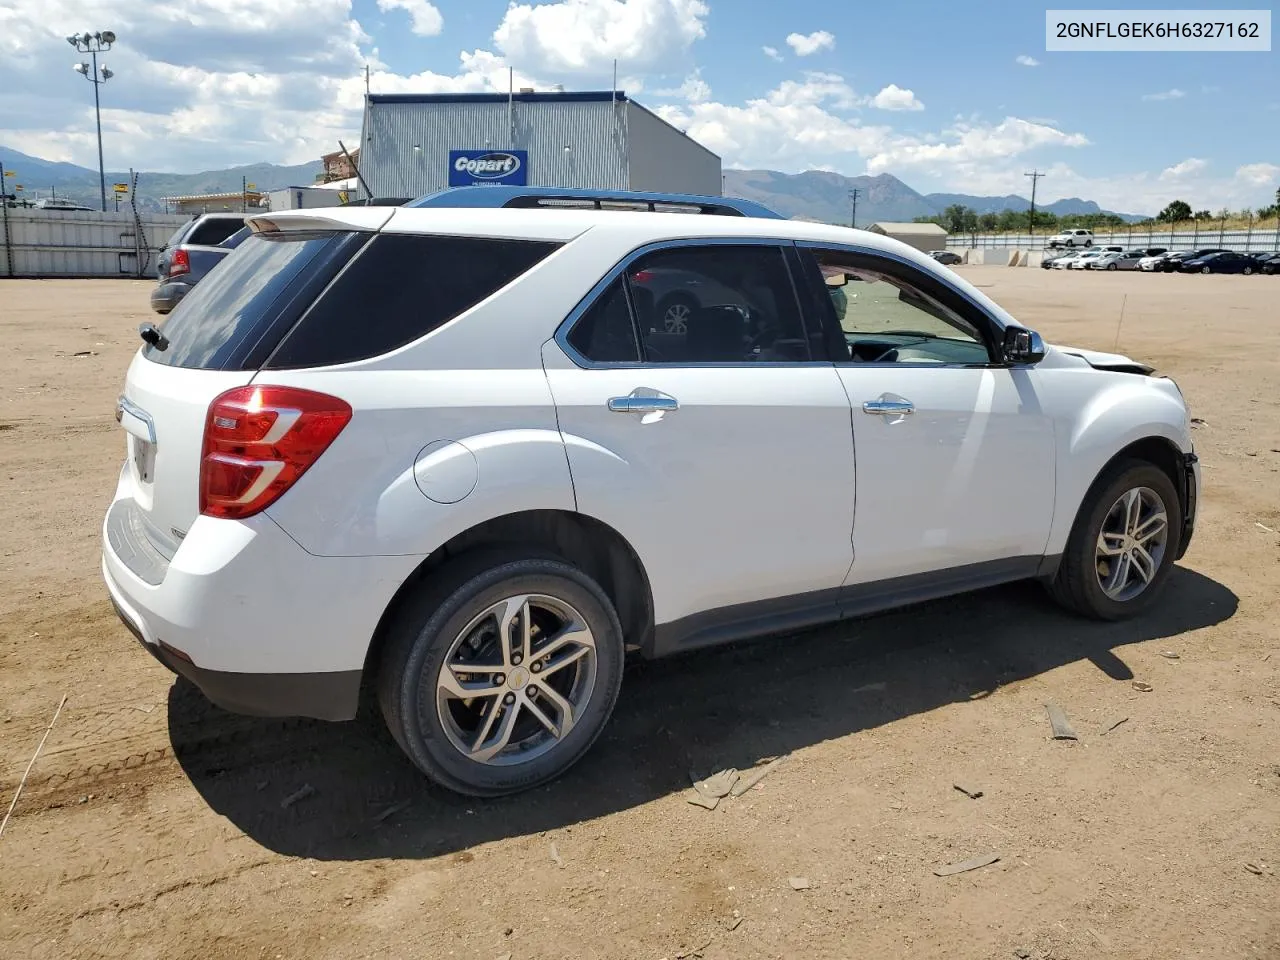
246,208,395,233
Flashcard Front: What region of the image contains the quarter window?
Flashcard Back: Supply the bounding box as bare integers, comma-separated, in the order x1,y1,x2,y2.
266,234,560,368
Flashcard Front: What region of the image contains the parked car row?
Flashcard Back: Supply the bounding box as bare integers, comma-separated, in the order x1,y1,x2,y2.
1043,246,1279,274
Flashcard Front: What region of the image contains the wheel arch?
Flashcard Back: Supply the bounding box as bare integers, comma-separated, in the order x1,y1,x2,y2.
362,508,654,686
1050,432,1191,561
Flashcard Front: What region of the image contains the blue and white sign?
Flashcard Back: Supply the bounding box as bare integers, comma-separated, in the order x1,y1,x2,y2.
448,150,529,186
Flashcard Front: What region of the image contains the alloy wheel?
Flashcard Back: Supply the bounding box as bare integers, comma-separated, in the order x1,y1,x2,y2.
664,302,691,334
1095,486,1169,602
435,594,597,766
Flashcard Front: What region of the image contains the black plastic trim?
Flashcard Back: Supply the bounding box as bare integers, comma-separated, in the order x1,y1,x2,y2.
112,602,361,721
1177,452,1198,560
648,555,1044,658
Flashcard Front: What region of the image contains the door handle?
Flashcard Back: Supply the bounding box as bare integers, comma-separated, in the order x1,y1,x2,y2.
608,395,679,413
862,399,914,416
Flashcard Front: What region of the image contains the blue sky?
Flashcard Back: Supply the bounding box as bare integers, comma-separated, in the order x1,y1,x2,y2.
2,0,1276,213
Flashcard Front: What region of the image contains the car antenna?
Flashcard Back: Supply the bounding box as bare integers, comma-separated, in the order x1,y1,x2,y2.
1112,293,1127,352
338,139,374,204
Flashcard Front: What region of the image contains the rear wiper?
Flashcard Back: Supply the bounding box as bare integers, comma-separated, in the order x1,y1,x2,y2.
138,323,169,351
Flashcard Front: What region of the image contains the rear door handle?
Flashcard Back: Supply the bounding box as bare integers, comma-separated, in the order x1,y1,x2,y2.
608,395,679,413
862,399,914,416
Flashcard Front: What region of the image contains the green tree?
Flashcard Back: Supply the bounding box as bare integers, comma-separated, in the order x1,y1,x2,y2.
940,203,977,234
1156,200,1193,222
978,211,999,232
1193,209,1212,220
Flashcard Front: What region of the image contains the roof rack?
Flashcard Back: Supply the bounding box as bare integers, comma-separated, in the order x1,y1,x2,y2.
404,186,782,219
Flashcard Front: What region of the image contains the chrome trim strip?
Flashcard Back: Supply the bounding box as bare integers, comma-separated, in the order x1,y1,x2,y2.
116,394,156,444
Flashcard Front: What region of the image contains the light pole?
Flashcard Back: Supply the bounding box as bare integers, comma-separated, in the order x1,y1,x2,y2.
68,30,117,212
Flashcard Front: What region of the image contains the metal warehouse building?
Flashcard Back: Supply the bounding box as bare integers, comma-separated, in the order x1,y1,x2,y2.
357,90,721,200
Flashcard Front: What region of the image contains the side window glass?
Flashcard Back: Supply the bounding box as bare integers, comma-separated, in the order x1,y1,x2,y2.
624,245,811,363
567,279,640,362
800,249,991,365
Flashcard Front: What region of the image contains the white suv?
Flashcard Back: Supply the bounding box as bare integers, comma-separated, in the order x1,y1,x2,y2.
1048,228,1095,248
104,195,1199,796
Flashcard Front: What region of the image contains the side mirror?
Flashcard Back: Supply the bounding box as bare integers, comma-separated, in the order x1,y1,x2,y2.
1002,325,1045,365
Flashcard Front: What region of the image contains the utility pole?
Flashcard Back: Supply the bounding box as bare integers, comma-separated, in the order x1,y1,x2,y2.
848,188,860,229
364,64,370,97
1024,170,1044,240
1,160,14,278
69,31,117,212
242,175,248,213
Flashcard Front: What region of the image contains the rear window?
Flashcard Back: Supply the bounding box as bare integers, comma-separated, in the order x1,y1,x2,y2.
145,231,363,369
263,234,561,368
188,218,246,246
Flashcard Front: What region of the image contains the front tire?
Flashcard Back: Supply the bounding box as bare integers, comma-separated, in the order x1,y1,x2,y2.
1107,263,1118,271
1201,266,1211,274
1048,461,1182,620
377,553,625,797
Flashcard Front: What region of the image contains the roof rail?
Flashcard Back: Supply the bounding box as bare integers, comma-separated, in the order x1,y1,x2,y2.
404,186,782,219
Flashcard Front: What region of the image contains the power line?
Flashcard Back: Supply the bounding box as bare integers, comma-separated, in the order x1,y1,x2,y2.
1025,170,1044,238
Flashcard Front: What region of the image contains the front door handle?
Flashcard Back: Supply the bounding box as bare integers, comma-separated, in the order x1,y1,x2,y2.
608,395,679,414
862,399,914,416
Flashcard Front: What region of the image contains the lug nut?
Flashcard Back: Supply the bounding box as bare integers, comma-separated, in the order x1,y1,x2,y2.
504,693,516,705
528,685,538,697
494,674,505,685
531,662,542,673
512,655,522,666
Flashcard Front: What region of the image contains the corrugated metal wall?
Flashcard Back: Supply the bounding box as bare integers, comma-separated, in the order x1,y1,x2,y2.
0,209,189,278
362,99,629,198
625,102,721,196
360,96,722,199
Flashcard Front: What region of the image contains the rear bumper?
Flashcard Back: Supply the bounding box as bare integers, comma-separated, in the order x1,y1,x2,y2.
101,478,422,721
109,590,361,720
150,280,191,314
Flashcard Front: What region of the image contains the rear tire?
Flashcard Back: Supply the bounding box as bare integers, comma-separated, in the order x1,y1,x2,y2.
1201,266,1211,274
1107,263,1118,271
1047,460,1182,620
377,551,625,797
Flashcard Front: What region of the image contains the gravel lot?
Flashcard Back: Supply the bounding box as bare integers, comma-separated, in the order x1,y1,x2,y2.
1,268,1277,960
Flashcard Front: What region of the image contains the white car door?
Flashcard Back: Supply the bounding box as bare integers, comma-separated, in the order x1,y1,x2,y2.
794,244,1056,591
543,241,856,651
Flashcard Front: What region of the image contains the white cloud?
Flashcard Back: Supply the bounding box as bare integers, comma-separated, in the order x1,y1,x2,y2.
493,0,708,76
869,84,923,111
654,69,710,102
866,117,1089,175
1236,162,1280,185
1015,55,1040,66
1159,157,1208,180
1142,88,1185,101
762,45,783,62
376,0,443,37
785,30,835,56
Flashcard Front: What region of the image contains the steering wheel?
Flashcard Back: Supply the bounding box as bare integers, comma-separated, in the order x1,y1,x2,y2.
869,337,933,363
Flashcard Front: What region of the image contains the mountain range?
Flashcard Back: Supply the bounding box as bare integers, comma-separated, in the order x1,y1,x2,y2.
0,145,322,212
1,144,1147,222
721,169,1147,224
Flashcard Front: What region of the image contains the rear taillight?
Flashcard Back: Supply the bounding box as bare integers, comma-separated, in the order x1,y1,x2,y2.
630,269,654,283
199,386,352,520
168,249,190,277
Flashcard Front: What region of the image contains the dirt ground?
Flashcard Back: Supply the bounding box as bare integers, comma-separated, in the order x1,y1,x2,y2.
1,269,1277,960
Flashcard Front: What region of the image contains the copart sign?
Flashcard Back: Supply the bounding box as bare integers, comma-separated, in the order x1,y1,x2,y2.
448,150,529,186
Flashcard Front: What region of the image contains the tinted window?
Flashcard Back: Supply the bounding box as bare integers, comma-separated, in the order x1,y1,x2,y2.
567,279,640,362
188,218,246,246
146,232,356,369
624,245,810,363
266,234,560,368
